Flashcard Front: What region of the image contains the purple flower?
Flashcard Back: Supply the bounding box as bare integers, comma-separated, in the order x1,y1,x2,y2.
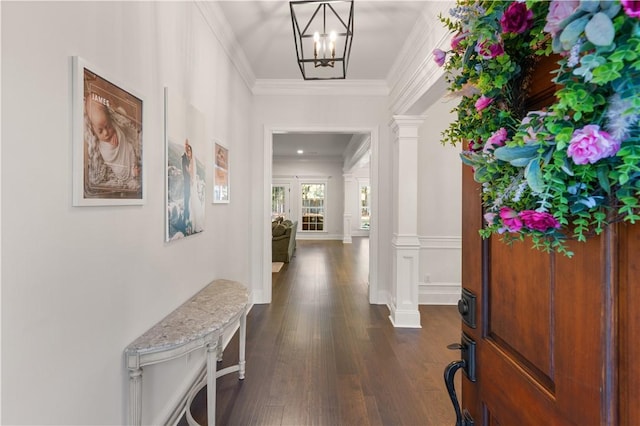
567,125,621,165
432,48,446,67
483,128,508,153
484,212,497,225
622,0,640,18
500,2,534,34
544,0,579,36
519,210,561,232
475,95,494,112
475,37,505,59
451,32,468,51
499,207,523,232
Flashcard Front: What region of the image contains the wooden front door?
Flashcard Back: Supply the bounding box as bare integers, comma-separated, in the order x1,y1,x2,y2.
451,142,640,425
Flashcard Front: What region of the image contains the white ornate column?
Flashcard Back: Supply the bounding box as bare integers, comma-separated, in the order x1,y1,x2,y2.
388,115,425,328
343,173,355,244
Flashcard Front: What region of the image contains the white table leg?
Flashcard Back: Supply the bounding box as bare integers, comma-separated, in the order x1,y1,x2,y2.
206,342,217,426
239,311,246,380
128,367,143,426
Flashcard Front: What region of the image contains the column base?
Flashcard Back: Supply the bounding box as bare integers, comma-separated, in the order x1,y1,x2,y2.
388,304,422,328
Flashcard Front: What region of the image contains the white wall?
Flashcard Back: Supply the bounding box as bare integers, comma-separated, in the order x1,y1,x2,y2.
417,95,462,304
273,158,345,239
2,2,253,424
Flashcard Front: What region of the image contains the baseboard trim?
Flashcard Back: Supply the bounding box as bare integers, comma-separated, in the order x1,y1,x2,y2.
418,282,460,305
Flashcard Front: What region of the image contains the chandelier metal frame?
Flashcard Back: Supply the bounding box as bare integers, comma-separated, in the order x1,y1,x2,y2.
289,0,354,80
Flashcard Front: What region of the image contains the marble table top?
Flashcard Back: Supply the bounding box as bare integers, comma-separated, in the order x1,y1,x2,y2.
125,279,249,359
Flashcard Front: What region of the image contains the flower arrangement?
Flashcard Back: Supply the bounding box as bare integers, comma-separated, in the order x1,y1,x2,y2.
435,0,640,256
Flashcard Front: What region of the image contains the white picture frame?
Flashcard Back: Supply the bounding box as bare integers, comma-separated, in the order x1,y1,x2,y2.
213,142,230,204
72,56,145,206
165,88,207,241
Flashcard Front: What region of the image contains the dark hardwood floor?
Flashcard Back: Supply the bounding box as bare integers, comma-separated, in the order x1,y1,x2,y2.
181,238,461,425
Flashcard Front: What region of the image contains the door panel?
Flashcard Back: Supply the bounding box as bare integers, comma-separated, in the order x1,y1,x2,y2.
460,161,609,425
487,238,553,385
452,50,632,424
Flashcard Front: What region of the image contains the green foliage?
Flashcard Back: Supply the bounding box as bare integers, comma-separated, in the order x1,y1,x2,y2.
438,0,640,256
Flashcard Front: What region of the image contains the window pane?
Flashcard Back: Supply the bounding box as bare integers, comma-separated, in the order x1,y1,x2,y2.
301,183,325,231
360,185,370,229
272,186,286,219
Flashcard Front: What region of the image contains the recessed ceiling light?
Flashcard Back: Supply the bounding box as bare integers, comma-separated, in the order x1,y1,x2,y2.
297,150,304,154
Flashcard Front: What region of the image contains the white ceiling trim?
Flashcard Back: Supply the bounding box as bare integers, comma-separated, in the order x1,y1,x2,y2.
387,1,453,114
252,79,389,96
195,1,256,91
389,31,449,114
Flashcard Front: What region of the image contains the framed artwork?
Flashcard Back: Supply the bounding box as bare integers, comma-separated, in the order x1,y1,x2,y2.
72,56,144,206
165,88,207,241
213,142,229,203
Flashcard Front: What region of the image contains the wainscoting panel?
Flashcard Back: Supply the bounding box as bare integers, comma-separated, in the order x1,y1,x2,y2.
418,236,461,305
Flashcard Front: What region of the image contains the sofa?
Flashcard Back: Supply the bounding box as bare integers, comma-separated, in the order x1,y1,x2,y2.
272,219,297,263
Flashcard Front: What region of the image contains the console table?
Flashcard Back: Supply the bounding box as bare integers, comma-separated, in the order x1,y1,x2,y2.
124,279,249,425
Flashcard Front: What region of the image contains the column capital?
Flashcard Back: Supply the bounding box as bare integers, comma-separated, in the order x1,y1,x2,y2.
389,115,428,136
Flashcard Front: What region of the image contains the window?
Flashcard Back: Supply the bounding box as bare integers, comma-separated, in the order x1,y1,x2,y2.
360,184,370,229
271,184,289,220
301,183,325,231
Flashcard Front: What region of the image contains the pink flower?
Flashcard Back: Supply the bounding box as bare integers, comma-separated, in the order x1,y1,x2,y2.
432,48,446,67
500,2,534,34
451,32,468,51
519,210,561,232
469,138,483,152
475,95,494,112
484,212,497,225
622,0,640,18
483,128,508,153
567,125,621,165
499,207,523,232
544,0,579,36
475,37,505,59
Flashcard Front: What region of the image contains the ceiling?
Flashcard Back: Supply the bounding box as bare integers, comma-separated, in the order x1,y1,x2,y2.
272,132,357,160
215,1,431,81
215,1,431,160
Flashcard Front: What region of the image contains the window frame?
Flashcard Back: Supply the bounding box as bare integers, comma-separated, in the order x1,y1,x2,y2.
300,179,327,232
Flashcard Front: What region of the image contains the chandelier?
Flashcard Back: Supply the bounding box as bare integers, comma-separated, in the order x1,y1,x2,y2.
289,0,354,80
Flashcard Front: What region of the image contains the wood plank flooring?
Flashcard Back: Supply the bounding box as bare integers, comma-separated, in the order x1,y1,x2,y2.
181,238,461,425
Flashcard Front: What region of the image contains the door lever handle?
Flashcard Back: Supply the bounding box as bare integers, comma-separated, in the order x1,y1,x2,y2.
444,360,466,426
444,333,477,426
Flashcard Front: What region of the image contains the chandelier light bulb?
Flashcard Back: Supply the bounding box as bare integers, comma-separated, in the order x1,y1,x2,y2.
330,31,337,42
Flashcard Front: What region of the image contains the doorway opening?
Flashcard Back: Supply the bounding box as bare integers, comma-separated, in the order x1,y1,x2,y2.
263,126,380,305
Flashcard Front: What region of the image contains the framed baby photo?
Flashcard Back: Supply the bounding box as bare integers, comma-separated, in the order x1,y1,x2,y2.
72,56,145,206
213,142,229,204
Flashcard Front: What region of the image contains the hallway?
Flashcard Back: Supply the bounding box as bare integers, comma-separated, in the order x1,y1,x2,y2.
184,238,460,425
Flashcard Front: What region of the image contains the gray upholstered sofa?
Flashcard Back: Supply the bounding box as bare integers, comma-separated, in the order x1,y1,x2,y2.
272,219,297,263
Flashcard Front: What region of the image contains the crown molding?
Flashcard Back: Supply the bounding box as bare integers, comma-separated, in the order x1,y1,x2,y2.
252,79,389,96
274,155,344,163
343,134,371,172
387,1,454,115
195,1,256,91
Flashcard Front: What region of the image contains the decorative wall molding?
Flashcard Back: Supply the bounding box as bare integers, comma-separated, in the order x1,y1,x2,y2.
418,236,462,250
343,134,371,172
195,1,256,91
252,79,389,96
418,282,460,305
387,1,454,115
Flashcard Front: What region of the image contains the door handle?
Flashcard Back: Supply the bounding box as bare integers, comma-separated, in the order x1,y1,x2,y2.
444,333,476,426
